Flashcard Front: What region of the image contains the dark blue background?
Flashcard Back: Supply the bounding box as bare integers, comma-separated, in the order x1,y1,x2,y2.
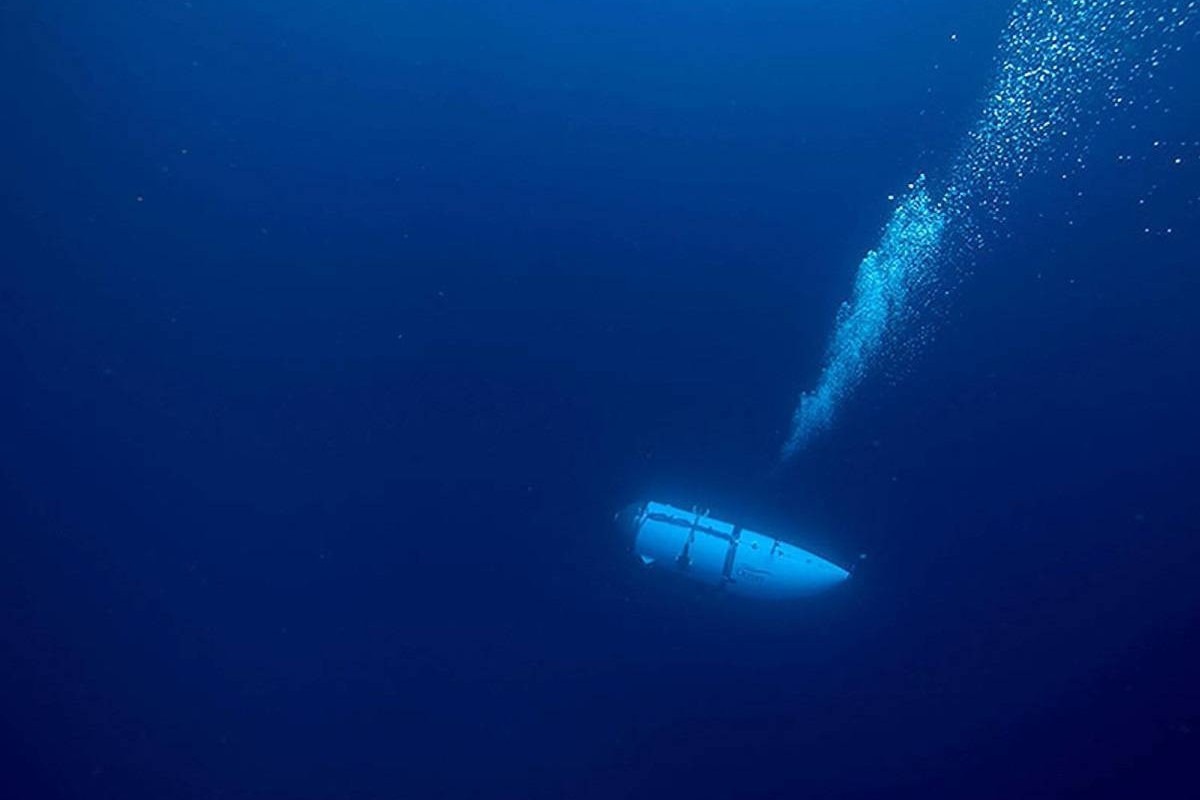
3,1,1199,797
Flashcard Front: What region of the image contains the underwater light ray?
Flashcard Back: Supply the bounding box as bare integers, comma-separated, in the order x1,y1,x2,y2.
781,0,1196,460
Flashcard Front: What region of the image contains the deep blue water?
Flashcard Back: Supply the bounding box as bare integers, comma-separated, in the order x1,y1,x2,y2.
3,1,1200,797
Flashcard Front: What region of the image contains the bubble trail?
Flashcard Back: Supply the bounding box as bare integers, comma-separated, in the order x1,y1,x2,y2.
782,178,946,456
781,0,1195,461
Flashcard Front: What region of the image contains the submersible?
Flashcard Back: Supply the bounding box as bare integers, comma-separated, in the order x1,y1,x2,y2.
617,501,850,599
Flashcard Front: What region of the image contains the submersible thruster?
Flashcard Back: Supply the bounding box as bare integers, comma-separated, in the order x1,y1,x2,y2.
618,501,850,599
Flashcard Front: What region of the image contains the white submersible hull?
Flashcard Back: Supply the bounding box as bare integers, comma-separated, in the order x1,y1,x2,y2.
618,501,849,599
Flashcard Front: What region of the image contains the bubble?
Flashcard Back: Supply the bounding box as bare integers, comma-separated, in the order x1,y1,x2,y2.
781,0,1196,460
782,179,945,458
